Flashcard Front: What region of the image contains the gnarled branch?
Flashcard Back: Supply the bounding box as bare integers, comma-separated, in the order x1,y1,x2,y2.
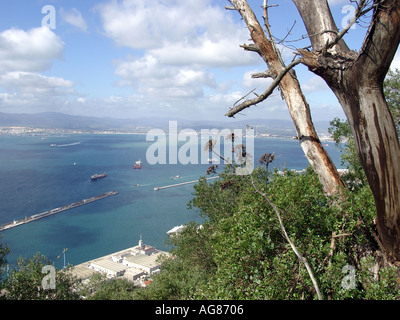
251,178,323,300
324,0,376,53
251,70,276,79
225,58,302,117
227,0,345,196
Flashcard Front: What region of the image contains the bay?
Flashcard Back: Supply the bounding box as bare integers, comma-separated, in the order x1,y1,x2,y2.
0,133,343,270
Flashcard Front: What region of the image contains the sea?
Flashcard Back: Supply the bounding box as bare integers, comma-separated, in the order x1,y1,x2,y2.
0,133,343,270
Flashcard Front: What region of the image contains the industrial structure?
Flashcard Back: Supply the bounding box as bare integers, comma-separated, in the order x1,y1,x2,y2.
66,236,169,287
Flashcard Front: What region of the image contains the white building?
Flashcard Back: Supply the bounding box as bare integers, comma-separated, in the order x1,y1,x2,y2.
67,236,169,283
89,259,126,277
122,268,146,281
122,251,167,274
131,235,157,255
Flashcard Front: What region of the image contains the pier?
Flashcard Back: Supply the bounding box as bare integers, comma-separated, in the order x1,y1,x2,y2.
0,191,118,232
154,176,219,191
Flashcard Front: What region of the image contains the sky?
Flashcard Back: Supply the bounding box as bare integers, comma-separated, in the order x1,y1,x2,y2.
0,0,399,123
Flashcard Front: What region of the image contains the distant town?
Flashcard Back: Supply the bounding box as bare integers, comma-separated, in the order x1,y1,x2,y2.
0,125,334,142
0,126,151,136
0,111,335,140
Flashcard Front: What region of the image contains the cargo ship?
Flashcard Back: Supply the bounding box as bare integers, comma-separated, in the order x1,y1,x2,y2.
133,159,142,169
91,173,107,181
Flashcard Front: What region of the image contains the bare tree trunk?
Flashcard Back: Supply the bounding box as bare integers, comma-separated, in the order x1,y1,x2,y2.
228,0,345,196
294,0,400,263
335,84,400,263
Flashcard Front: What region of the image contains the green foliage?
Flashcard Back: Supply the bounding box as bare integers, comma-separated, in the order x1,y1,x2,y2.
84,274,138,300
0,238,10,283
134,256,209,300
2,253,79,300
328,117,367,188
383,68,400,133
166,221,216,273
145,165,400,300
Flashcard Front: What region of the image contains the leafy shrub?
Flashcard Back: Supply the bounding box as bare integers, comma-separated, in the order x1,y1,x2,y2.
147,165,400,300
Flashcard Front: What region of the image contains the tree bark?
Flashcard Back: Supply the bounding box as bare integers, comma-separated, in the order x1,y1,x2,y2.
228,0,345,196
294,0,400,263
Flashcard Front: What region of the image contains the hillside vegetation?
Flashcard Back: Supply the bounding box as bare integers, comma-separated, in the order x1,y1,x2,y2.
136,164,399,300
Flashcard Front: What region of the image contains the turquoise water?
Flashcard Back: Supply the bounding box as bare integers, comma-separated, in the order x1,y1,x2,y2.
0,134,343,269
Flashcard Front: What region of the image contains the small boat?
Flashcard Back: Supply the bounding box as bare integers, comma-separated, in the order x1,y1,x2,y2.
167,225,185,236
91,173,107,181
133,159,142,169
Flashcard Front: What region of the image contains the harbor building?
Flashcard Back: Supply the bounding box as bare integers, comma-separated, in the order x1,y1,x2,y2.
89,259,127,277
131,235,157,256
122,251,166,274
66,236,169,284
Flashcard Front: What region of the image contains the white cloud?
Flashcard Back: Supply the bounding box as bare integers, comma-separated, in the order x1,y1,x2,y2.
0,27,64,73
60,8,88,32
114,55,162,83
96,0,265,115
114,55,216,99
97,0,257,66
242,70,274,90
96,0,236,49
0,72,74,94
0,26,74,114
0,72,76,113
149,37,257,68
301,75,329,92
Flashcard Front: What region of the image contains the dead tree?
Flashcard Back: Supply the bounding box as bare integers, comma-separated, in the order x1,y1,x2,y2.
228,0,400,263
226,0,345,197
293,0,400,264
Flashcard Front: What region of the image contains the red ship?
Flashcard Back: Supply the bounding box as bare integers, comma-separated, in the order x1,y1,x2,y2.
133,159,142,169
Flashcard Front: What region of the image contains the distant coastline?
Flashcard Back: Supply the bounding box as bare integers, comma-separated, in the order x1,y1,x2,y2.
0,125,334,141
0,111,335,140
0,126,149,136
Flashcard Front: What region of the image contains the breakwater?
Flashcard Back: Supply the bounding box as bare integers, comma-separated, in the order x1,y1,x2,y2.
0,191,118,232
154,176,219,191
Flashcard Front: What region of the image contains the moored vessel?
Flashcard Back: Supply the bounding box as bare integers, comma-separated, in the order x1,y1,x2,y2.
133,159,142,169
91,173,107,181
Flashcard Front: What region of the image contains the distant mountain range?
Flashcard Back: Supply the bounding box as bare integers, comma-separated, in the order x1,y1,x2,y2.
0,112,138,131
0,112,331,135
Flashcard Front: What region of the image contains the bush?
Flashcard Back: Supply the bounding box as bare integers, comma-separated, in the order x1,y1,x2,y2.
147,165,400,300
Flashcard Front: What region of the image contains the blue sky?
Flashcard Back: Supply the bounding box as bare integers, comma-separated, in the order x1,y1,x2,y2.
0,0,398,122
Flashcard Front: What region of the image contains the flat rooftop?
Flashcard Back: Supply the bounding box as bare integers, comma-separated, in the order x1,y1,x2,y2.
65,243,170,282
91,258,127,273
124,251,168,268
65,264,97,280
